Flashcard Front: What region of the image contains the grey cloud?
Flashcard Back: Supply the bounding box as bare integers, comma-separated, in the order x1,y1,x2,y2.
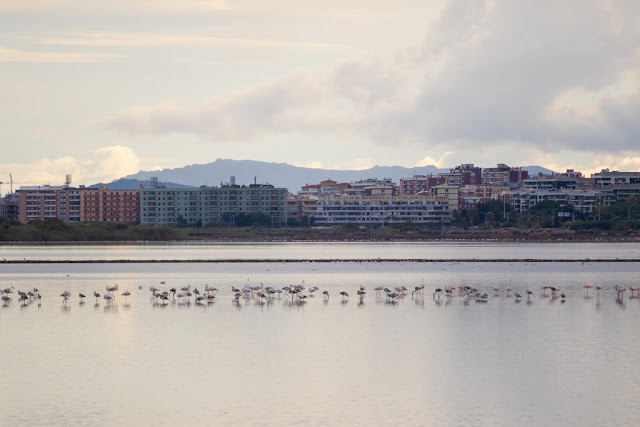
98,0,640,154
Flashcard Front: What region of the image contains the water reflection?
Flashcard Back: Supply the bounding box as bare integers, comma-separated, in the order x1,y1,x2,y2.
2,257,640,426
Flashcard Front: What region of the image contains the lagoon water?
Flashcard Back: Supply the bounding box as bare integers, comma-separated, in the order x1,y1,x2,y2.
2,243,640,426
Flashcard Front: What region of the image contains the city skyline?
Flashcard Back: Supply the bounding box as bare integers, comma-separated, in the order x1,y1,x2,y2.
2,1,639,185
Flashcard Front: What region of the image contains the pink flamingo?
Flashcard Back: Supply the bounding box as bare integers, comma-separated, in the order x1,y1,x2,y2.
583,284,593,296
121,290,131,302
616,285,626,301
491,286,500,296
595,285,602,295
205,285,219,296
60,291,71,304
106,284,118,295
541,285,549,296
103,294,113,304
629,286,639,297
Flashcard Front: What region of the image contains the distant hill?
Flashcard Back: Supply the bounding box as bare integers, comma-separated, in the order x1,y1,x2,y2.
89,179,196,190
119,159,448,192
522,166,557,176
108,159,557,192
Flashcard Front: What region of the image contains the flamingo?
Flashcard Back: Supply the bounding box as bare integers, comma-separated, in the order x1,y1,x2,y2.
491,286,500,296
541,285,549,296
1,294,10,304
373,285,384,297
583,284,593,296
106,284,118,295
340,291,349,300
526,290,533,299
121,290,131,302
149,286,159,293
433,288,443,300
103,294,113,304
1,287,14,295
323,290,329,300
506,287,512,296
60,291,71,304
357,289,366,299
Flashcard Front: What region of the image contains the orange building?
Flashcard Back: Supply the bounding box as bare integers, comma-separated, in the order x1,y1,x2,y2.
79,186,141,224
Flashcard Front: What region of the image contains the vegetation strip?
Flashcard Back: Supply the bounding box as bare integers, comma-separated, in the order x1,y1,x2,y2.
0,259,637,264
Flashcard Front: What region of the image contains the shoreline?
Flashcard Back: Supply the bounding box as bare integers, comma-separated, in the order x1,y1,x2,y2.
1,258,637,263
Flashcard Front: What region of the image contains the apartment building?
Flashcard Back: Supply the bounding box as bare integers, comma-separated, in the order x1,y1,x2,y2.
482,164,528,185
79,186,141,224
511,189,615,213
458,184,509,210
286,196,318,223
592,169,640,186
141,183,287,227
18,186,66,223
400,175,445,195
438,164,482,186
315,194,451,225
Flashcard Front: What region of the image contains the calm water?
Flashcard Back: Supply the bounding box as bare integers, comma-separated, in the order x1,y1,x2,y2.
2,241,640,260
2,244,640,426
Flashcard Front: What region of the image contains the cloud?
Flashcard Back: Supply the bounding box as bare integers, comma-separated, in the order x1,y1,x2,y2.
37,31,354,52
0,46,118,63
333,158,375,170
0,146,140,189
96,0,640,161
0,0,231,14
415,152,452,168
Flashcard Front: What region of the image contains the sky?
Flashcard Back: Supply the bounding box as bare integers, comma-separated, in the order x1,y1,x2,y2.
1,0,639,188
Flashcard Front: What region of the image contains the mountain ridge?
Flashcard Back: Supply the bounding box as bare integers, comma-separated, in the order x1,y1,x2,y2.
103,158,557,191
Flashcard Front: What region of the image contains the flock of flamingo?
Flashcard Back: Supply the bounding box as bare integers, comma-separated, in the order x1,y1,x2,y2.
2,280,638,307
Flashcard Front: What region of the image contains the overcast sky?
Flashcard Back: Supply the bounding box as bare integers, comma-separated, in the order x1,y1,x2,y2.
1,0,639,188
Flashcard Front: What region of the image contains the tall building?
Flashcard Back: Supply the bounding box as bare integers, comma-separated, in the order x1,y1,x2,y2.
592,169,640,186
482,164,528,185
79,186,141,224
438,164,483,186
400,175,445,195
315,194,451,225
141,182,287,227
18,185,66,223
0,193,19,221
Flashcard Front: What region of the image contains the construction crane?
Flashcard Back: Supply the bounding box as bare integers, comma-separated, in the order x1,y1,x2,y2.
1,174,51,194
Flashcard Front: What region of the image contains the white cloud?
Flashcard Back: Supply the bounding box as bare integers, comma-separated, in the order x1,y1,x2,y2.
333,158,375,170
0,146,140,190
0,0,231,14
414,152,452,168
94,0,640,168
0,46,118,63
37,31,354,52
